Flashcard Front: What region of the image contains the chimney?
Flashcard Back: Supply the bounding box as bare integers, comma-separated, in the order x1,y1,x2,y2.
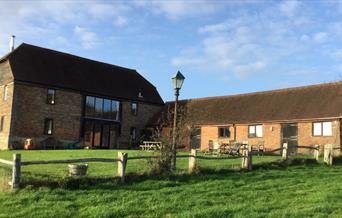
10,35,15,52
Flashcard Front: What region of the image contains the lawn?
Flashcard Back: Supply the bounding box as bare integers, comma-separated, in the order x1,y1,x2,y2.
0,150,341,217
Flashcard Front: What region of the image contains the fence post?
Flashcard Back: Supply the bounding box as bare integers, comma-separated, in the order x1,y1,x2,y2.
247,148,252,170
118,152,128,183
314,145,320,162
189,149,197,174
11,154,21,189
324,144,333,166
241,145,252,170
282,143,288,161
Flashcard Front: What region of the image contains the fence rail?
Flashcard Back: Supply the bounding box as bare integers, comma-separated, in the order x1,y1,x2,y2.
21,158,120,166
0,159,13,166
1,143,340,189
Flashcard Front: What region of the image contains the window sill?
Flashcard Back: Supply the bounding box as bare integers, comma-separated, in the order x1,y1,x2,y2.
312,135,333,138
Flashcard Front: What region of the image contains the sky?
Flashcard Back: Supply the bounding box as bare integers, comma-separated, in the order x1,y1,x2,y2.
1,0,342,101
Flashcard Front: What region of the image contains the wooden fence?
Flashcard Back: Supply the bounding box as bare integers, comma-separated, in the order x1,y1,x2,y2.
0,143,338,189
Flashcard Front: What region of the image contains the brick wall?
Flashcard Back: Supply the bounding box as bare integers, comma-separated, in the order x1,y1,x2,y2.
0,61,14,149
235,123,281,151
200,126,224,150
198,121,340,153
8,83,163,149
10,83,83,148
297,120,340,153
118,101,162,148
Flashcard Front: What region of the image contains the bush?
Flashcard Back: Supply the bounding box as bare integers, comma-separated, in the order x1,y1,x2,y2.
145,144,172,175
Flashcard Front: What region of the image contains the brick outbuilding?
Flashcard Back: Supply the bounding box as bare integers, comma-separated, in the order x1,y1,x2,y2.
154,82,342,153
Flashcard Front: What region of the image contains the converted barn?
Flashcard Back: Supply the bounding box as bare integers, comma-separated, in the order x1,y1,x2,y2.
154,82,342,153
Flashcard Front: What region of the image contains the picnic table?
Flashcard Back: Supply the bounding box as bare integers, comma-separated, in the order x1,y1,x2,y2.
139,141,162,151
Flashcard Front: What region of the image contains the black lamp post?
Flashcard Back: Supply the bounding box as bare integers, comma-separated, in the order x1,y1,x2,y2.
171,71,185,170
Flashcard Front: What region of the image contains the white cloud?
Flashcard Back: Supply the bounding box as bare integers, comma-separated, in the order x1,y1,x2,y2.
74,26,99,49
300,34,309,41
279,0,300,17
222,75,230,82
313,32,328,43
0,1,131,54
133,0,222,20
171,1,321,79
330,49,342,59
113,16,128,27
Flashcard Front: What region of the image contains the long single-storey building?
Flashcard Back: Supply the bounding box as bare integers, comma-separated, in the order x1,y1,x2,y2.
153,82,342,153
0,43,164,149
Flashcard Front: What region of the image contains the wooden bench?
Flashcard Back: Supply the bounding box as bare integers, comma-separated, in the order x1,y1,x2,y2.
139,141,162,151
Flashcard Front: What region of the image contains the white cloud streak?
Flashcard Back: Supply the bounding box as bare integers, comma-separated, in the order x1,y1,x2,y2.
171,1,342,80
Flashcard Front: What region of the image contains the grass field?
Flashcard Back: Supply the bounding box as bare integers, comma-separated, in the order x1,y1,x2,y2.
0,150,341,217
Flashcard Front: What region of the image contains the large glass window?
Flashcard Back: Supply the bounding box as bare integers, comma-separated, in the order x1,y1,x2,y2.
313,121,332,136
95,98,103,116
103,99,111,119
248,124,263,138
111,100,120,120
85,96,120,121
85,96,95,116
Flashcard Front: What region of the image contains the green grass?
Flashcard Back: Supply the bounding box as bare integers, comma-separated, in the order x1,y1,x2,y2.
0,150,341,217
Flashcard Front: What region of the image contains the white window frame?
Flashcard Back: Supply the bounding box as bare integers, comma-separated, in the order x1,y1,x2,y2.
313,121,332,136
248,124,263,138
3,85,8,101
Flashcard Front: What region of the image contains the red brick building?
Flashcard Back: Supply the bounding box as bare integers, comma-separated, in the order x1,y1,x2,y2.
0,43,164,149
155,82,342,153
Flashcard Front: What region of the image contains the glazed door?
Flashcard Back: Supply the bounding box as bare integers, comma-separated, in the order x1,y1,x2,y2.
93,123,102,148
281,123,298,154
101,124,110,148
84,120,120,149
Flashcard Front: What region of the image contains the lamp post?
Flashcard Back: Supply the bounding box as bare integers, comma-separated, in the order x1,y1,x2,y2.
171,71,185,170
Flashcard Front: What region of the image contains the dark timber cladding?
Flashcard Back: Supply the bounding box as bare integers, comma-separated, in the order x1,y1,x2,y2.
1,43,163,105
157,82,342,126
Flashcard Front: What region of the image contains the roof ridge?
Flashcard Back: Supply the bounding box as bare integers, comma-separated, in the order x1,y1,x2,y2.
172,81,342,103
16,43,137,72
0,43,24,62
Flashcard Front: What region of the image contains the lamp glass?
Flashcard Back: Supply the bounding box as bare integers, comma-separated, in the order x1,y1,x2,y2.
172,71,185,90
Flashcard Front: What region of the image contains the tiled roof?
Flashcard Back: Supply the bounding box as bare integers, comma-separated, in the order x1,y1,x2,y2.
1,43,164,105
152,82,342,126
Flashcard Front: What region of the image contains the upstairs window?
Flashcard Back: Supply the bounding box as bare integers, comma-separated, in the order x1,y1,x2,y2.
47,89,56,105
248,124,263,138
218,127,230,138
44,118,53,135
131,102,138,116
313,121,332,136
0,116,4,132
3,85,8,101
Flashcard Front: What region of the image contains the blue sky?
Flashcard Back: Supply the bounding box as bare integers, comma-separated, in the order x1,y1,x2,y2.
1,0,342,101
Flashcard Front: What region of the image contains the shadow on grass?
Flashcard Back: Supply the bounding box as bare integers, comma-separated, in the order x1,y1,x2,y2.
333,156,342,165
14,157,324,191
